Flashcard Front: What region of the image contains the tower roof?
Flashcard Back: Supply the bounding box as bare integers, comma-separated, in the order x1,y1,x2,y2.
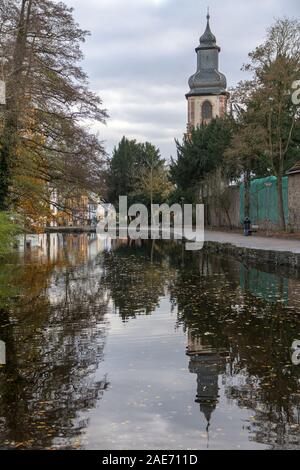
199,12,217,48
186,12,227,98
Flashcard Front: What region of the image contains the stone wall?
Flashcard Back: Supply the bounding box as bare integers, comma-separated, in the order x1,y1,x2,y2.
205,174,300,231
208,186,240,229
203,241,300,269
288,173,300,230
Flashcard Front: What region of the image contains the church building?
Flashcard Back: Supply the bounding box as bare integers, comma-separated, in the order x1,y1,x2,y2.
186,12,229,130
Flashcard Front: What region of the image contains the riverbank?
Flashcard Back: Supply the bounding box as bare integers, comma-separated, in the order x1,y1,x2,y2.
208,227,300,240
38,227,300,268
203,230,300,268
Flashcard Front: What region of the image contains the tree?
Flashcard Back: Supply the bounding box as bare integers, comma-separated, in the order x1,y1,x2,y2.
239,18,300,229
170,118,233,204
132,142,173,211
108,137,170,209
0,0,107,219
108,137,143,206
224,87,270,218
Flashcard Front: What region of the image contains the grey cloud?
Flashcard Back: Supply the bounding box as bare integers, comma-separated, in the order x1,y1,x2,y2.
64,0,300,159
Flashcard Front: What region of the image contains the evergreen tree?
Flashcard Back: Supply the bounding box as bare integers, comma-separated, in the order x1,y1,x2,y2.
108,137,170,207
170,118,233,203
108,137,143,206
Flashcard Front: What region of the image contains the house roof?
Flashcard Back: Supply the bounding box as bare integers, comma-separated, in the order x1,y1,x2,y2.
287,161,300,175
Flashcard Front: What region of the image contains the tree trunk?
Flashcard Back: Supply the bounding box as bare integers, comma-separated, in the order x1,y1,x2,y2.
277,175,286,231
150,166,154,227
224,208,232,230
0,143,10,211
0,0,31,210
244,170,251,219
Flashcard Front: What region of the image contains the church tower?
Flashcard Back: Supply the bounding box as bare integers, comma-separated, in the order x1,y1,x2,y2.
186,12,228,130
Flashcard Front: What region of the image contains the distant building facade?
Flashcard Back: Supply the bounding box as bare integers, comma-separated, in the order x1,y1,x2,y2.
48,192,104,228
186,12,229,130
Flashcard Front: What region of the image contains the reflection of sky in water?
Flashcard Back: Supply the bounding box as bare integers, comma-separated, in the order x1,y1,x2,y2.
85,300,267,450
1,235,300,450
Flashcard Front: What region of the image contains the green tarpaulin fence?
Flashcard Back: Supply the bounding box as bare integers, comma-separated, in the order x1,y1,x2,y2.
240,176,288,225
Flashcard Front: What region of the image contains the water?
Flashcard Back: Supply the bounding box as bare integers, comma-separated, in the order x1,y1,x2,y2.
0,233,300,450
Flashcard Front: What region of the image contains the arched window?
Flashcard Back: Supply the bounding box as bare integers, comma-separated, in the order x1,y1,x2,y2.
202,100,213,121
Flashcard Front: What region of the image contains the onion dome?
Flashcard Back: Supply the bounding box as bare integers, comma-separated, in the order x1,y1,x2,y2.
186,12,227,98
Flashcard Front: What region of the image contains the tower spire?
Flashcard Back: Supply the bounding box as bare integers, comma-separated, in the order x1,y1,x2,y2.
186,9,229,127
199,8,216,47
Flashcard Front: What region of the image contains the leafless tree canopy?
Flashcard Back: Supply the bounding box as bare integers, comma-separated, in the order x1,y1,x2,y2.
0,0,108,215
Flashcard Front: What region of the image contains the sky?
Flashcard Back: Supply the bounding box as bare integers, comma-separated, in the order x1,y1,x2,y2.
64,0,299,160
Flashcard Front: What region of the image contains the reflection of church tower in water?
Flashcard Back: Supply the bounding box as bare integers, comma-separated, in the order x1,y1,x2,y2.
187,332,228,431
186,10,229,130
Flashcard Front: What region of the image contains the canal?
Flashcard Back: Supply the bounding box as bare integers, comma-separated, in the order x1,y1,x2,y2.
0,233,299,450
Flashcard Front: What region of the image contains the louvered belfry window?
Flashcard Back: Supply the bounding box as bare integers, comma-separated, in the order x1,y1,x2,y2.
202,100,212,120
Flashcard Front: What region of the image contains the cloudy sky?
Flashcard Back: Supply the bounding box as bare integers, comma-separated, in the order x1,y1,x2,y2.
64,0,299,159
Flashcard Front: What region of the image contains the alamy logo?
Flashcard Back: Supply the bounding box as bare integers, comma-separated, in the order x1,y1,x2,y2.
291,340,300,366
0,80,5,105
97,196,205,251
0,340,6,365
292,80,300,106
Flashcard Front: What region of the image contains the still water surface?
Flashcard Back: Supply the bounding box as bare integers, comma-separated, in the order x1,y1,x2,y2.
0,233,300,450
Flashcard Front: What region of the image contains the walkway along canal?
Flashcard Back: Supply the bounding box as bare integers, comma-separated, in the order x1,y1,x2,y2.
203,230,300,268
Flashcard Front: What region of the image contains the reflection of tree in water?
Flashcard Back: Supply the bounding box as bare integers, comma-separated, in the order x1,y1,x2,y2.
101,239,176,320
170,252,300,448
0,239,109,449
101,241,300,447
1,237,300,449
226,373,300,449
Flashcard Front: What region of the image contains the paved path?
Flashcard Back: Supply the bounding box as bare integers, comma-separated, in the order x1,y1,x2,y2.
204,230,300,254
